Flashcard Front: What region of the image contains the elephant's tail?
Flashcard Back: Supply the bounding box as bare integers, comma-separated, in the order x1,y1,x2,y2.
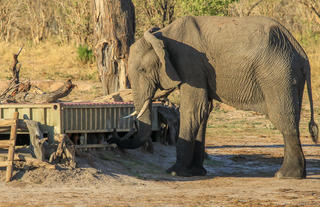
305,62,318,144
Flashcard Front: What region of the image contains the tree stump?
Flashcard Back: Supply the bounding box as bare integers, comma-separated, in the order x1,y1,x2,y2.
92,0,135,95
49,134,76,168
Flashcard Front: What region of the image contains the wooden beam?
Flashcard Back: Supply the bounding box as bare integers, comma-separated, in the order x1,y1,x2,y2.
0,161,11,167
5,111,18,182
0,140,15,148
0,127,11,133
0,120,16,127
75,144,113,149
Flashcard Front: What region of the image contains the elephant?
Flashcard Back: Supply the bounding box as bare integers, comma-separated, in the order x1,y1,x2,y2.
109,16,318,179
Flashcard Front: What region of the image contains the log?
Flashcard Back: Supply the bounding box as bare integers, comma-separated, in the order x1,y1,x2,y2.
92,88,177,103
24,119,47,161
0,154,55,169
93,89,133,102
13,79,75,103
17,155,55,169
0,46,75,104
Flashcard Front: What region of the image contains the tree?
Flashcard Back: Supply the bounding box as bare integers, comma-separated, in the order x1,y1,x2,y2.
178,0,237,16
133,0,176,37
92,0,135,95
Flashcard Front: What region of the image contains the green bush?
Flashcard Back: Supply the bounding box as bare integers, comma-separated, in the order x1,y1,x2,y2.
179,0,238,16
77,45,94,64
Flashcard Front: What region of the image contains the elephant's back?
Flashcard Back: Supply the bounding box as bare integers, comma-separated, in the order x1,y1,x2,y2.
163,15,304,58
161,16,307,113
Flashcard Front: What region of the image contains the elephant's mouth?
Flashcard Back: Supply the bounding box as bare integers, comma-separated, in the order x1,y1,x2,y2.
122,99,151,119
107,98,152,149
110,89,177,149
122,87,177,120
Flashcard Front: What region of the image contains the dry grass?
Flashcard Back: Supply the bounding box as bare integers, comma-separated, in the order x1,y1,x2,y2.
0,32,319,106
0,41,98,81
308,52,320,102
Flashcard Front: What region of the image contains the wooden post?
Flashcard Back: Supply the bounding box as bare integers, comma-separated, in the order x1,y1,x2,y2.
92,0,135,95
84,133,88,151
5,112,18,182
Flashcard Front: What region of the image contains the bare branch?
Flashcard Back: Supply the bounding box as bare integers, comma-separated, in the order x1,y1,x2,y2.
298,0,320,20
11,46,23,84
16,46,23,56
247,0,265,16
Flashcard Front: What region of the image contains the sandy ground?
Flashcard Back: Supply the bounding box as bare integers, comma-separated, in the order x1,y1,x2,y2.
0,81,319,206
0,108,319,207
0,141,319,207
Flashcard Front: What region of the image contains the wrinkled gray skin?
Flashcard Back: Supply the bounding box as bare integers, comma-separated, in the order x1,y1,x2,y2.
109,16,319,178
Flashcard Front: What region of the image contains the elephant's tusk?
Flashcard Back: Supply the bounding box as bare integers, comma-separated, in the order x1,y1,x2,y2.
121,111,137,119
137,99,151,119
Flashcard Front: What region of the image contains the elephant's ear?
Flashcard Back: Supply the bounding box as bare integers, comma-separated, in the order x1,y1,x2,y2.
144,31,181,90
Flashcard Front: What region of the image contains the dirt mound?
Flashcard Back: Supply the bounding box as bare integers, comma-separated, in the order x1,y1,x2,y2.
1,143,177,186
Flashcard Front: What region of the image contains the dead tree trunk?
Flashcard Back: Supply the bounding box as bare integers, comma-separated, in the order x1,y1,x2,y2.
92,0,135,95
24,120,47,161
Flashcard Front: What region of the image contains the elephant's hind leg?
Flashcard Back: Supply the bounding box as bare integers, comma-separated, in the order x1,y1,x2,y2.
274,129,306,179
265,91,306,178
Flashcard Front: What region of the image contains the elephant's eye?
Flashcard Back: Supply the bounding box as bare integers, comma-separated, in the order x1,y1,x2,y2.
138,68,146,73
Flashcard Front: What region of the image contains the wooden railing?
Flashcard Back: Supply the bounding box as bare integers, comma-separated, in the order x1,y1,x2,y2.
0,112,19,182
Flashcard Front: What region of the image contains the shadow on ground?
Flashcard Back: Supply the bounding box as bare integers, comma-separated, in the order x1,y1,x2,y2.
2,143,320,184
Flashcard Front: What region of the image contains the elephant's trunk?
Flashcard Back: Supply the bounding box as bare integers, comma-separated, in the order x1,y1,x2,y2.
111,99,152,149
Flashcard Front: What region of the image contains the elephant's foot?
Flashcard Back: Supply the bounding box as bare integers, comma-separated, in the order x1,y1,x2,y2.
275,147,306,179
191,166,207,176
275,165,306,179
166,164,193,177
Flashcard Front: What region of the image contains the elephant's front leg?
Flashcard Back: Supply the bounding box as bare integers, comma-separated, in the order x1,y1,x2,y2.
191,102,212,176
166,85,210,176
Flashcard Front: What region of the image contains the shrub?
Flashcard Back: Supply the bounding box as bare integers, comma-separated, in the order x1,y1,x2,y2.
77,45,94,64
179,0,238,16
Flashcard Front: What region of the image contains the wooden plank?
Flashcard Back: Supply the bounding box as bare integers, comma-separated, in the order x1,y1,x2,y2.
0,140,15,148
0,119,15,127
0,127,10,133
75,144,112,149
0,161,11,167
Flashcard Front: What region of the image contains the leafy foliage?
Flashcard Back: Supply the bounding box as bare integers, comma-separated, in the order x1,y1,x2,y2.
178,0,238,16
77,45,94,64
